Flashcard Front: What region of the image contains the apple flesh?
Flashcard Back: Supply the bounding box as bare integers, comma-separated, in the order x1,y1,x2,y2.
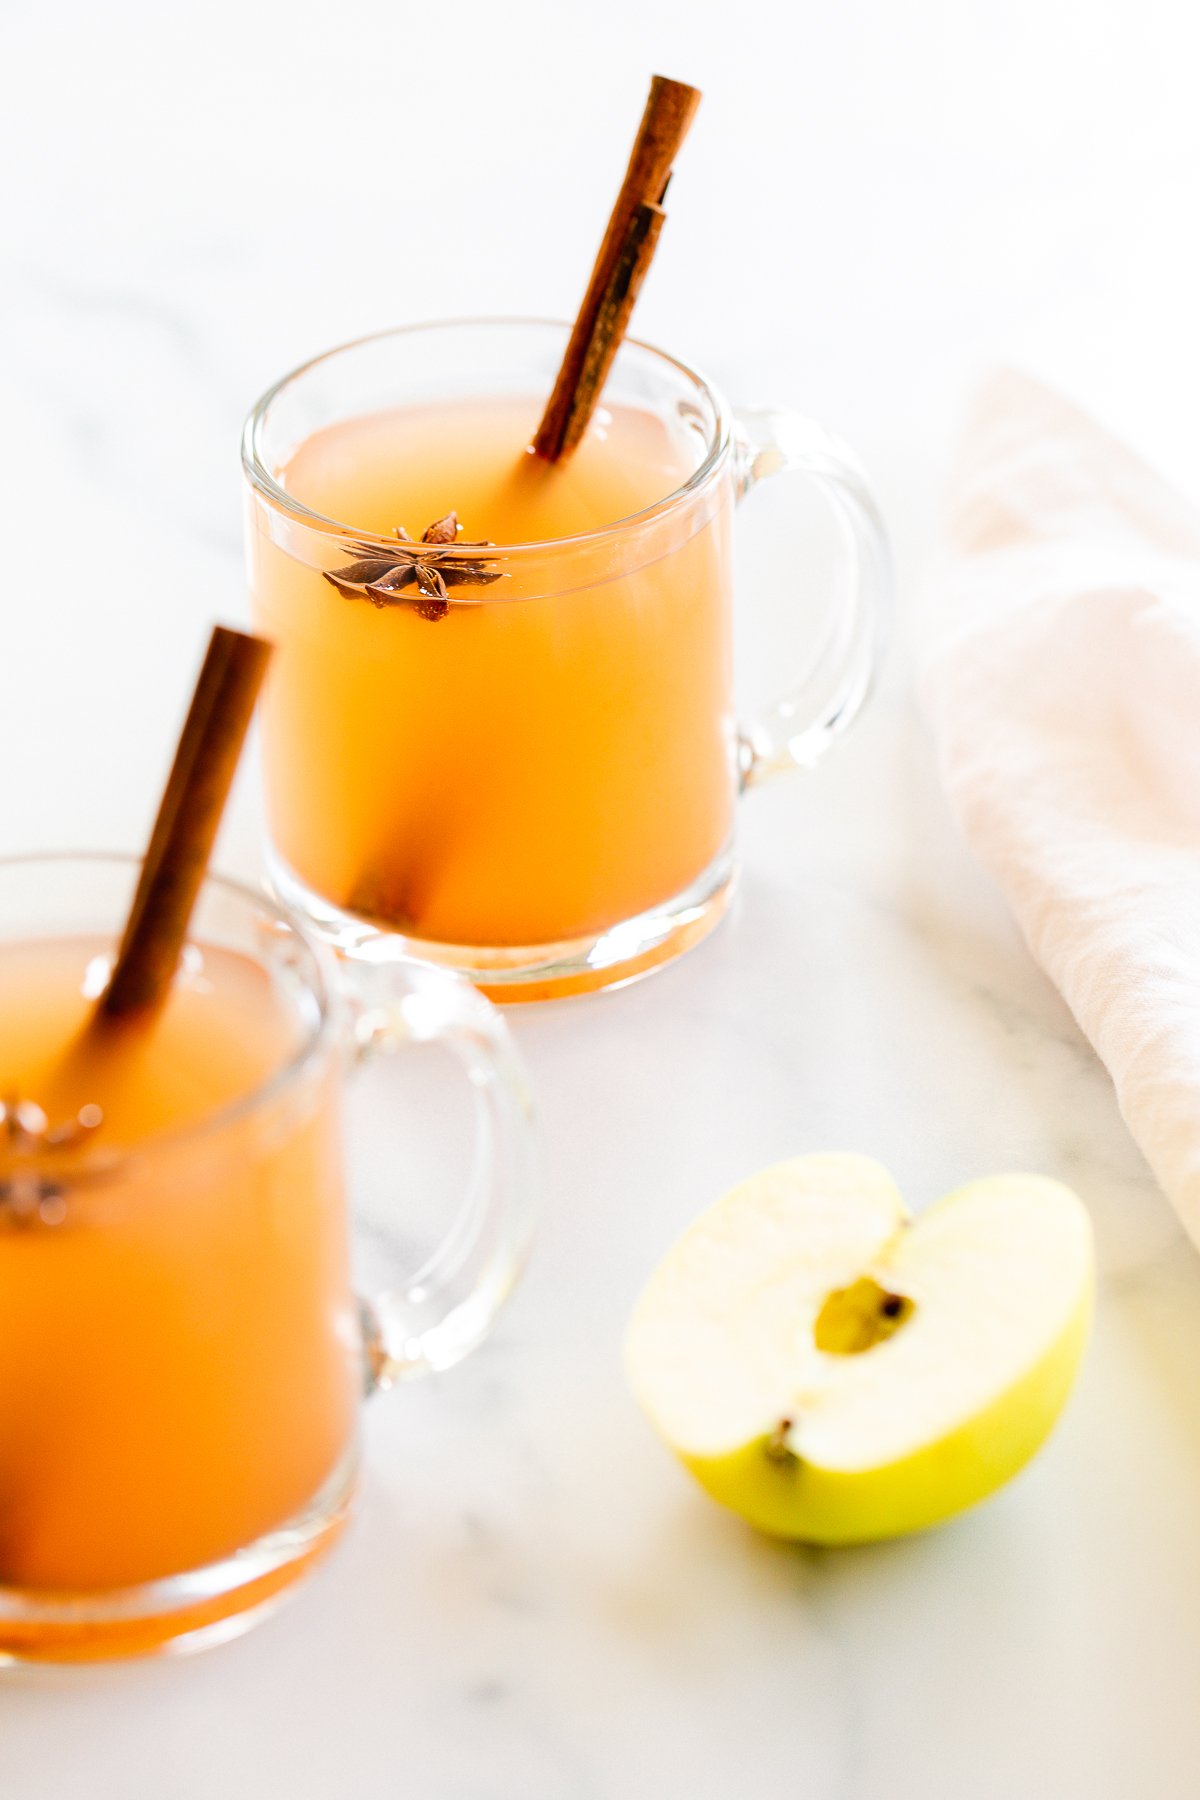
625,1154,1093,1544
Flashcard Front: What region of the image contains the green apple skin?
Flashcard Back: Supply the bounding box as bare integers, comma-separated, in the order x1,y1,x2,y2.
681,1289,1091,1545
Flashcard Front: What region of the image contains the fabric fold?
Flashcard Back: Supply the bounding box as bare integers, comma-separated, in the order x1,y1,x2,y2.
923,369,1200,1247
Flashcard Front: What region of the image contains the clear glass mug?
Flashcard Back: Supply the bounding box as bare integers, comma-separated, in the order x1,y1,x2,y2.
0,854,535,1663
242,319,892,1000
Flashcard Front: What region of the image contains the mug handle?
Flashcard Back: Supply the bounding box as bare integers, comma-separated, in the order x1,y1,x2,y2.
733,408,893,787
338,945,537,1388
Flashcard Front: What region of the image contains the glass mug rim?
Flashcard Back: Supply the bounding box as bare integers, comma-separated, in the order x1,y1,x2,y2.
0,850,337,1175
240,314,734,557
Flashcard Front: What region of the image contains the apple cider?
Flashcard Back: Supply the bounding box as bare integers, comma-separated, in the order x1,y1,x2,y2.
0,935,358,1595
248,393,736,950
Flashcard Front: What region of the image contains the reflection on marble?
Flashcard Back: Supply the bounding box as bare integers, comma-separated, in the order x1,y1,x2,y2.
7,0,1200,1793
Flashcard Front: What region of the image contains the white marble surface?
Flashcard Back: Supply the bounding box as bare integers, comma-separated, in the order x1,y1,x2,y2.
6,0,1200,1793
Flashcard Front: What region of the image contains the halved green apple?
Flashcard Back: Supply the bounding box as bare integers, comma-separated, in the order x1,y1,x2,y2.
625,1154,1093,1544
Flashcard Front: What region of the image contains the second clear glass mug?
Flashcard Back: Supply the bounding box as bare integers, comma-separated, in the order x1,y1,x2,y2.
242,319,892,999
0,854,535,1662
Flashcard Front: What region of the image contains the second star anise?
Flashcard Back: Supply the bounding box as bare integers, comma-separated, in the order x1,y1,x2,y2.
324,512,504,621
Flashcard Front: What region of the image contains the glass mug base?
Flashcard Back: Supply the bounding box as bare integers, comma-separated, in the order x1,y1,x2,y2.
266,843,738,1003
0,1443,358,1665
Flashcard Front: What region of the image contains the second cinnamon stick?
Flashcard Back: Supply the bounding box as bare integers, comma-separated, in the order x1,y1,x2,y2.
100,625,272,1021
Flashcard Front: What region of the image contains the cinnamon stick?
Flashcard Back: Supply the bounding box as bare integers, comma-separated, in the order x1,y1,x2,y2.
99,625,272,1021
533,74,701,463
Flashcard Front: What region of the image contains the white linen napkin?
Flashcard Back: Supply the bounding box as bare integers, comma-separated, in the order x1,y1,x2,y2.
922,368,1200,1248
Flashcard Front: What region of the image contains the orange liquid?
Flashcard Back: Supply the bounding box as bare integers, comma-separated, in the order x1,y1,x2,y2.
250,395,735,947
0,939,357,1592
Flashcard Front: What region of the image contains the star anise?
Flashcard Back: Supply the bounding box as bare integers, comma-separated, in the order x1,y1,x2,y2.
324,512,505,622
0,1095,104,1227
